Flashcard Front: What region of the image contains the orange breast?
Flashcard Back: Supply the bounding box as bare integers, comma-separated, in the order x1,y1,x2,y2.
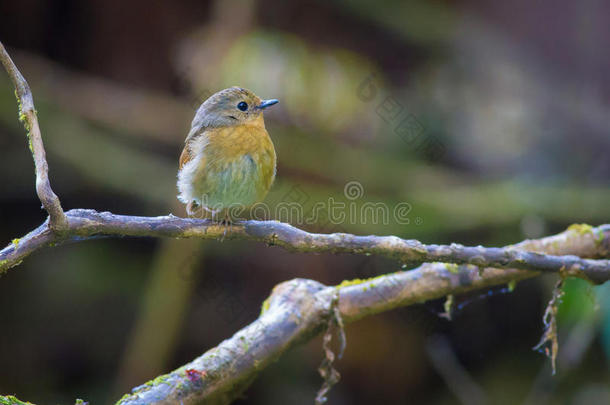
207,123,275,184
206,124,274,162
183,119,276,208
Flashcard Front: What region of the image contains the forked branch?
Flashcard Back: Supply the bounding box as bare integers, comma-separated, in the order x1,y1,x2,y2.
1,42,609,405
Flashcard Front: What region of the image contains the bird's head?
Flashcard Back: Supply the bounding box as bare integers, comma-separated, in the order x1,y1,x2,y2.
193,87,278,128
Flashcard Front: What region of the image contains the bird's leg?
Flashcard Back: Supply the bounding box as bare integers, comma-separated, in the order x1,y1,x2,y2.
186,201,199,217
216,210,233,241
202,206,217,222
226,210,234,235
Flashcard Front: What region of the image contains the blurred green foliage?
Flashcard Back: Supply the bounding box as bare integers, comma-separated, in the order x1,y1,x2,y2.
0,0,609,404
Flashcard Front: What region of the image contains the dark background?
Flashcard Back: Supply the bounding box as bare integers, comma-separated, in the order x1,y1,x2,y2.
1,0,609,404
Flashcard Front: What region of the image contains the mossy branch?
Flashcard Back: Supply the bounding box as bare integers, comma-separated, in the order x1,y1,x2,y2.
2,41,610,405
0,41,67,231
115,223,610,405
1,209,609,283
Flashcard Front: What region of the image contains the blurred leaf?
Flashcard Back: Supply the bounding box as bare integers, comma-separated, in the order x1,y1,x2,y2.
595,282,610,361
559,278,597,324
217,30,382,136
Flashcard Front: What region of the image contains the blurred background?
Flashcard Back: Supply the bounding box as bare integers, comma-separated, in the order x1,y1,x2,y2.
1,0,609,403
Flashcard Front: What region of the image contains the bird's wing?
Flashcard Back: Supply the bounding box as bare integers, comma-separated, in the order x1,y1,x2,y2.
179,144,192,170
179,123,206,170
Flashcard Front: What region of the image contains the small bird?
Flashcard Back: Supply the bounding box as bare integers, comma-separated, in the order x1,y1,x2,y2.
177,87,278,222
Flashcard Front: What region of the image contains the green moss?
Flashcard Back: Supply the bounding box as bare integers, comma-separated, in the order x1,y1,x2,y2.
567,223,594,235
443,294,454,320
444,263,459,274
175,380,187,392
74,400,87,405
508,279,518,292
143,373,171,388
337,278,368,288
14,90,22,113
567,224,606,247
0,396,34,405
260,296,271,315
17,101,31,133
595,228,605,246
11,238,20,248
115,393,134,405
240,335,250,351
337,274,387,290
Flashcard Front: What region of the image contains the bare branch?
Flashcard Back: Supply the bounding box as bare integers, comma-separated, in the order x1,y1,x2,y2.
2,209,609,281
0,41,67,231
115,222,610,405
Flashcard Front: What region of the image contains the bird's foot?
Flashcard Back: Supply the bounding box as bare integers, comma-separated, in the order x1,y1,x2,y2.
218,213,234,241
186,201,202,218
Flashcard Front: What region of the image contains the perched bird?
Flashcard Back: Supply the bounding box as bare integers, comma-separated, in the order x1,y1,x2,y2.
177,87,278,221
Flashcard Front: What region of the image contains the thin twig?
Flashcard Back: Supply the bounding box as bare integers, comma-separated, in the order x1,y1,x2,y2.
0,41,67,231
315,290,345,405
533,279,564,374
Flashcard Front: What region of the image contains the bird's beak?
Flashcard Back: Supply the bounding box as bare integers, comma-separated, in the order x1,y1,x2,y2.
257,99,279,109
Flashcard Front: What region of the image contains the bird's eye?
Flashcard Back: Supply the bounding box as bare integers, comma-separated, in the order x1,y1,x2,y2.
237,101,248,111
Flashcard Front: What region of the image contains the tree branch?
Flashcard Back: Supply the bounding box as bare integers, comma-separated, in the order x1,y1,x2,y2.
115,223,610,405
2,209,609,282
0,41,67,231
2,42,610,405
